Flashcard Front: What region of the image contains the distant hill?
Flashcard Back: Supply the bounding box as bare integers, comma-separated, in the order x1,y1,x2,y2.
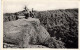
3,8,78,48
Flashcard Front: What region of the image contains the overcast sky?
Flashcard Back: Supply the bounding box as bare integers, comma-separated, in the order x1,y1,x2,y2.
3,0,78,13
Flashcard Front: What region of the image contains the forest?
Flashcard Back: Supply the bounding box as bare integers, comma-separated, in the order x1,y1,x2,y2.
3,8,78,48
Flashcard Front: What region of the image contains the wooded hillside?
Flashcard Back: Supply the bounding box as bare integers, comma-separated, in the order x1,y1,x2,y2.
3,8,78,48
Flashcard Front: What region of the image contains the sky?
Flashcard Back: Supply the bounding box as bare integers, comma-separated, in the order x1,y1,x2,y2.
3,0,78,13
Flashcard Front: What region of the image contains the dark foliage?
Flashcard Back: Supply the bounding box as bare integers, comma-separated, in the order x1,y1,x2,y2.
3,8,78,48
43,37,65,48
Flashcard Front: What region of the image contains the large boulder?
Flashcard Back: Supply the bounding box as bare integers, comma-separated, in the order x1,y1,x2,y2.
3,18,50,48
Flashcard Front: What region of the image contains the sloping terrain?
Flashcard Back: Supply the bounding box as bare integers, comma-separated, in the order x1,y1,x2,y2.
36,9,78,48
3,8,78,48
3,18,65,48
35,9,78,48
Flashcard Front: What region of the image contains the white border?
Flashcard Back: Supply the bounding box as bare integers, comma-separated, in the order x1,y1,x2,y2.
1,0,80,50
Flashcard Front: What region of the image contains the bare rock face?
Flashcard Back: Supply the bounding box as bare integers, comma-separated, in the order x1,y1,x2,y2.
3,18,50,48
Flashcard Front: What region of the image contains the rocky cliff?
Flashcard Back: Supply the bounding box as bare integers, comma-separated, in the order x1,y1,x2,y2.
3,18,65,48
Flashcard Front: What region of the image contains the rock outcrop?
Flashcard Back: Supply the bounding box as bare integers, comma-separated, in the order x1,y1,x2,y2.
3,18,50,48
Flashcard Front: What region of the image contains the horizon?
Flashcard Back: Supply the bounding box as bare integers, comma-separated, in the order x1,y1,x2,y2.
3,8,78,14
3,0,78,13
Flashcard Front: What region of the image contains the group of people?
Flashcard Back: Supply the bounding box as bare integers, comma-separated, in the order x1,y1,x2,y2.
23,7,40,25
23,7,34,19
24,11,34,19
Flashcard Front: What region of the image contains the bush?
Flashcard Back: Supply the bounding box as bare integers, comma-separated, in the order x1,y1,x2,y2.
44,37,65,48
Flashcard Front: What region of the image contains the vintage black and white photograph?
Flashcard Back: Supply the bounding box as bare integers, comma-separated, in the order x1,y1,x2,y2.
3,0,78,48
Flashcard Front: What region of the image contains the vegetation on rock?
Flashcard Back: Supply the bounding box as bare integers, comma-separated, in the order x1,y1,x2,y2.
3,8,78,48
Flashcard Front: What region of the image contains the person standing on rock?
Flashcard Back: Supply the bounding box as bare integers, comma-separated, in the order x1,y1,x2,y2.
24,8,34,19
23,6,30,19
30,8,35,18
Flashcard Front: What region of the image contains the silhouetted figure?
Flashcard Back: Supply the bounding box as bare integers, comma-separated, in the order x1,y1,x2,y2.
24,13,30,19
23,6,30,19
30,11,34,18
30,8,35,18
24,6,29,11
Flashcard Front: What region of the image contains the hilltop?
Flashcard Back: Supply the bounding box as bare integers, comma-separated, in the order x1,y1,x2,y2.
3,8,78,48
